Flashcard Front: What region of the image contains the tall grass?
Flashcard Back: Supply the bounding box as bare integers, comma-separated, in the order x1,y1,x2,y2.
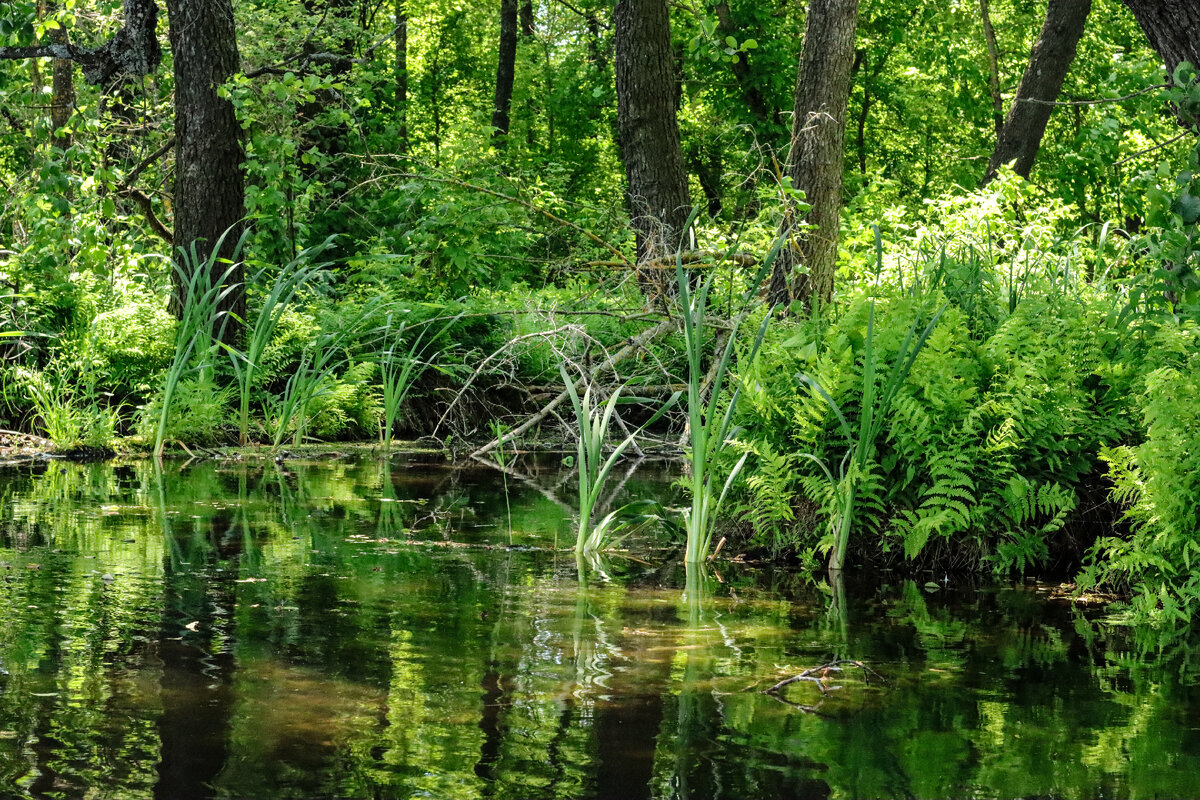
378,310,461,450
154,234,244,459
676,243,778,564
16,365,117,449
266,300,383,449
228,237,335,446
562,365,678,554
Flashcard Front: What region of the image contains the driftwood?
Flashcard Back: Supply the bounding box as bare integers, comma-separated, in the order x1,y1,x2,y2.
469,318,677,458
764,659,884,696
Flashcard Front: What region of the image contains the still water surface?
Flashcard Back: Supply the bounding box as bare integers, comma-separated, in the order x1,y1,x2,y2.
0,455,1198,799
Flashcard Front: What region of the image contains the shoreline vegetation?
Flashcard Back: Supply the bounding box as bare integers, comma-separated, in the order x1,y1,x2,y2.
3,0,1200,633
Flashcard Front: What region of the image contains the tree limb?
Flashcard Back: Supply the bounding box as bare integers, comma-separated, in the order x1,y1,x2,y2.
469,318,677,458
117,188,173,244
0,0,160,85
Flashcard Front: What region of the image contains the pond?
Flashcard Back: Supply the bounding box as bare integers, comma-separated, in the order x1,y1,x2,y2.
0,454,1198,799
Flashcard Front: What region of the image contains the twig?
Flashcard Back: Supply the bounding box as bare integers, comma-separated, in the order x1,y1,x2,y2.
432,324,582,436
763,659,885,695
584,249,758,271
470,319,677,458
1017,83,1169,107
1112,131,1191,167
119,137,175,189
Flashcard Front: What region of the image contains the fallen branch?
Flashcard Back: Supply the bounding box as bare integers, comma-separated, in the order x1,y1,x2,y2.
432,324,582,437
584,249,759,271
469,318,676,458
764,659,884,695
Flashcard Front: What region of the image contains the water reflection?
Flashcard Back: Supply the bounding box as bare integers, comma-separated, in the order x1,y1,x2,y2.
0,457,1198,799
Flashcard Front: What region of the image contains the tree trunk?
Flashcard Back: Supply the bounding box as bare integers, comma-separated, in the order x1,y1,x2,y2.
615,0,692,270
396,0,408,153
1122,0,1200,129
713,0,777,124
769,0,859,309
983,0,1091,185
979,0,1003,137
520,0,534,37
39,0,74,146
165,0,246,341
492,0,518,142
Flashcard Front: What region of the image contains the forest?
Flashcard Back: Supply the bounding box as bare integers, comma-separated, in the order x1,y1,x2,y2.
1,0,1200,631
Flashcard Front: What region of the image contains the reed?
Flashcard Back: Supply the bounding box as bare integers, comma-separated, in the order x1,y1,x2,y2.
675,241,779,564
562,364,678,554
378,310,461,450
154,233,244,459
228,237,335,446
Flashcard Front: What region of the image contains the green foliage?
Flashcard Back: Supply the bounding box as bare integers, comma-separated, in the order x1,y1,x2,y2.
13,362,117,449
735,192,1141,572
85,291,177,399
677,241,776,564
1082,325,1200,628
137,370,232,446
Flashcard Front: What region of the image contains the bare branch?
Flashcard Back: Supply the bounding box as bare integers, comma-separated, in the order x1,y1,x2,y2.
0,0,160,85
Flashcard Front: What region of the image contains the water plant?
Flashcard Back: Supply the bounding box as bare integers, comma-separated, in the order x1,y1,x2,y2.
378,309,461,450
675,245,778,564
153,233,244,458
562,364,678,554
227,237,335,445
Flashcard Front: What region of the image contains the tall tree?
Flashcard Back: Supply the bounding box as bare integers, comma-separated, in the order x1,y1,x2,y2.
39,0,74,146
614,0,691,267
983,0,1092,185
519,0,534,37
164,0,246,338
396,0,409,153
1121,0,1200,129
769,0,859,309
492,0,518,142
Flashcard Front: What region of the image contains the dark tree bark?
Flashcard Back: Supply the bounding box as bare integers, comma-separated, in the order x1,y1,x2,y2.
983,0,1092,185
520,0,534,37
768,0,859,309
396,0,409,153
165,0,246,340
615,0,692,268
492,0,519,142
1122,0,1200,129
1122,1,1200,83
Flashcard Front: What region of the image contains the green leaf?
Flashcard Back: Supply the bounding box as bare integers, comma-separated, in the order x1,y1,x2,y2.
1174,192,1200,226
724,35,737,48
743,38,757,49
